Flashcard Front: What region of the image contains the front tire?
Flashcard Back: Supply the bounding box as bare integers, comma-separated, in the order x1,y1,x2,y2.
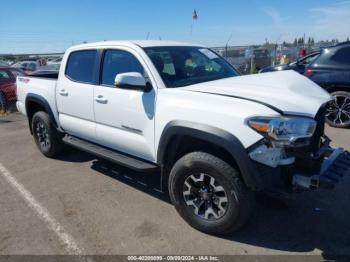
168,152,255,235
326,91,350,128
32,111,64,157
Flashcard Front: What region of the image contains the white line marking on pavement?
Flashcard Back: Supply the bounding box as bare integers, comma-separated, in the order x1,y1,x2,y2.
0,163,89,257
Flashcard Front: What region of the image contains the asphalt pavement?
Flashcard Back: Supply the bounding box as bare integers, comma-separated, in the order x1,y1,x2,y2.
0,113,349,259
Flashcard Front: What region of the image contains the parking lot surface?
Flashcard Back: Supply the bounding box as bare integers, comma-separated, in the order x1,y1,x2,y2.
0,113,349,258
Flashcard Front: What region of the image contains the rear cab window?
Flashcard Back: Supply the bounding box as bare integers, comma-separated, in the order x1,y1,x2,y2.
65,50,98,84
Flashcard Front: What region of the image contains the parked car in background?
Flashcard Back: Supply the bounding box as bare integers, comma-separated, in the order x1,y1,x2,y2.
303,42,350,128
12,59,47,74
259,52,320,74
29,62,61,76
0,61,10,67
0,67,26,112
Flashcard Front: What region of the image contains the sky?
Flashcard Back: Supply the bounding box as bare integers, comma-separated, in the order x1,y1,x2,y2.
1,0,350,54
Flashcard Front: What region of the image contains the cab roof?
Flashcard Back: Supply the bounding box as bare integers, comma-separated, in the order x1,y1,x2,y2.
68,40,204,51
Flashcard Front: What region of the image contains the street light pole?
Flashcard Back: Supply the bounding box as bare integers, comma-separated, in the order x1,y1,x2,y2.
225,34,233,58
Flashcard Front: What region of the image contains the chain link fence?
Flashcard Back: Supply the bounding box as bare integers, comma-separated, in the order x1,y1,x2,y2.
212,44,322,74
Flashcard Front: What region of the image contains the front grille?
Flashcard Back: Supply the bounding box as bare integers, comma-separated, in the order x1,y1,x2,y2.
310,105,326,153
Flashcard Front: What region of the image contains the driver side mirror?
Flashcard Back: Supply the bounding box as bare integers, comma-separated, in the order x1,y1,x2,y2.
115,72,152,92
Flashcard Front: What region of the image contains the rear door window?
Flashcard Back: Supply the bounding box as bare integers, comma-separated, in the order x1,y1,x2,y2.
65,50,98,84
315,46,350,67
330,47,350,65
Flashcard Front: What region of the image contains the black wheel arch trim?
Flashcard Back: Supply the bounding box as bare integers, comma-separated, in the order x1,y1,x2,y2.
25,93,59,133
157,120,263,190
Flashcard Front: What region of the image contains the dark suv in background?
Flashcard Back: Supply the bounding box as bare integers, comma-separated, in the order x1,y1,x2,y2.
259,51,320,74
304,42,350,128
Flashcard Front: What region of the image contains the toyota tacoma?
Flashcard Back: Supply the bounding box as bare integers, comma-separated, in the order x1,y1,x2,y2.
16,41,350,235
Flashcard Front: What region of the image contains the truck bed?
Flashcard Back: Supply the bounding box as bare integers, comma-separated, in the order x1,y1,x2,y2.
28,71,59,79
16,75,59,125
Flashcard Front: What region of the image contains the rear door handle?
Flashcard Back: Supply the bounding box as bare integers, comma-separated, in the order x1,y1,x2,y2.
59,89,68,96
95,95,108,104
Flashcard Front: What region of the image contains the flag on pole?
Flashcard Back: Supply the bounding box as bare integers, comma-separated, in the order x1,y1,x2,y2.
192,9,198,20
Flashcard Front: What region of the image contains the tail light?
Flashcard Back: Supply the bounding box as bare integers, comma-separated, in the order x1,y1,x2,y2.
304,69,313,77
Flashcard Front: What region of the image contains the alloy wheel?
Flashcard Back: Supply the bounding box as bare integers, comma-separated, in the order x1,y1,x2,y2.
183,173,228,220
35,120,51,150
326,95,350,126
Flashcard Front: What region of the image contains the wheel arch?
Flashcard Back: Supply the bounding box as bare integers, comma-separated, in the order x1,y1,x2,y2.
0,90,7,102
157,121,263,191
25,93,58,134
324,85,350,94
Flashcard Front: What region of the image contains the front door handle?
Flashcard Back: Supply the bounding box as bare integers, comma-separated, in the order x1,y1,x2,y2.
59,89,68,96
95,95,108,104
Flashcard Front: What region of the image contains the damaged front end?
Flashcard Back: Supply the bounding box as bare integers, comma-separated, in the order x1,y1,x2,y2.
247,106,350,192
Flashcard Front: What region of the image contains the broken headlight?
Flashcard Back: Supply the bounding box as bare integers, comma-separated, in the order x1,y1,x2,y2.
247,116,317,147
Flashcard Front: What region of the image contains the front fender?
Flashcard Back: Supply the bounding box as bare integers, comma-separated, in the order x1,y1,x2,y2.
157,120,263,190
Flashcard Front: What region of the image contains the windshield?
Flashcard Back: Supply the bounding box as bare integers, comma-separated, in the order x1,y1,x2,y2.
144,46,239,88
290,52,320,66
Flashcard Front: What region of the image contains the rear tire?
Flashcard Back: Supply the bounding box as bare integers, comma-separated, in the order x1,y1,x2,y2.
326,91,350,128
168,152,255,235
31,111,64,157
0,92,7,113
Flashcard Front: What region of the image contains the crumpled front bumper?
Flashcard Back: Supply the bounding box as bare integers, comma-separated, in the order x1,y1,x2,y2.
292,146,350,190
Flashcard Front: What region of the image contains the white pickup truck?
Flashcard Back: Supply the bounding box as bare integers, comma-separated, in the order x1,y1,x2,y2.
16,41,350,234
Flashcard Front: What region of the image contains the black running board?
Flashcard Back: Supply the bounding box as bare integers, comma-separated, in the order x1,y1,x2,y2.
62,135,158,171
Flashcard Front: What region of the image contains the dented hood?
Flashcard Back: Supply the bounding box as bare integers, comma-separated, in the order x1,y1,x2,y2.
180,70,332,117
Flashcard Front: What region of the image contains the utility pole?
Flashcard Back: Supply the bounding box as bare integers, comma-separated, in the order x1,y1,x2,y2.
274,34,282,66
225,34,233,58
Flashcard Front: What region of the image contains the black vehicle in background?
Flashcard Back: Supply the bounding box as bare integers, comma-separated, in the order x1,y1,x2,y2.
259,52,320,74
304,42,350,128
